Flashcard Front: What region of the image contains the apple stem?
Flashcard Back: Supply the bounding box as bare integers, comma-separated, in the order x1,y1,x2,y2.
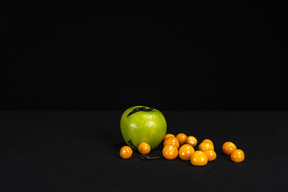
127,106,154,117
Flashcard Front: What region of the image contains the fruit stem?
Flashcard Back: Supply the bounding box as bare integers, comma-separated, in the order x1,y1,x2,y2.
140,155,163,160
127,140,137,150
127,106,154,117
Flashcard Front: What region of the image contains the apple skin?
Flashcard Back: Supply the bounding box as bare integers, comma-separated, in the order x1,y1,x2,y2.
120,106,167,150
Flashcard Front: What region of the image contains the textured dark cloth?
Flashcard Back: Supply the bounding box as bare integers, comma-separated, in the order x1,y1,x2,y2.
1,111,287,191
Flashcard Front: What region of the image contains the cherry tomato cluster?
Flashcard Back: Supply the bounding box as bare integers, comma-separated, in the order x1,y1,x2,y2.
119,133,245,165
222,141,245,162
119,141,151,159
162,133,217,166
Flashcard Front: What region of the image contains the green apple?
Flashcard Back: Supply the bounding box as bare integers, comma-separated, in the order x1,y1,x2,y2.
120,106,167,150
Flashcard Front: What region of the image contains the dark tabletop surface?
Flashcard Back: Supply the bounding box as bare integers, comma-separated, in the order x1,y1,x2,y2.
1,110,288,191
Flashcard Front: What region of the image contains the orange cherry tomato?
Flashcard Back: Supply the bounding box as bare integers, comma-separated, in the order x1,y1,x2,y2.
179,144,195,160
120,146,133,159
186,136,197,147
162,144,178,160
190,150,208,166
163,136,180,149
230,149,245,163
222,141,237,155
202,139,213,146
198,142,214,151
164,133,175,140
138,142,151,155
176,133,187,145
204,149,217,161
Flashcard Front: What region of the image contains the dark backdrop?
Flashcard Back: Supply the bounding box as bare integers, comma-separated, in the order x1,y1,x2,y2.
2,2,286,111
1,3,288,192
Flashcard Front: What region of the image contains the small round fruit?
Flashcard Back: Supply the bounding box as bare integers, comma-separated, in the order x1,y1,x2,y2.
162,144,179,160
190,150,208,166
204,149,217,161
222,141,237,155
164,133,175,140
138,142,151,155
198,142,214,151
120,146,133,159
230,149,245,163
176,133,187,145
179,144,195,160
186,136,197,147
202,139,213,146
163,136,180,149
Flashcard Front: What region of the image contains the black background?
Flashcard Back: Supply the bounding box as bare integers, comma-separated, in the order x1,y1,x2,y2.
2,2,286,111
1,111,288,191
1,2,288,192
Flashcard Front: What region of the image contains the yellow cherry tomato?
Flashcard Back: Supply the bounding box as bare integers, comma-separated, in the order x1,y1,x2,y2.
186,136,197,147
204,149,217,161
190,150,208,166
163,136,180,149
179,144,195,160
138,142,151,155
230,149,245,163
222,141,237,155
176,133,187,145
120,146,133,159
164,133,175,140
162,144,178,160
198,142,214,151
